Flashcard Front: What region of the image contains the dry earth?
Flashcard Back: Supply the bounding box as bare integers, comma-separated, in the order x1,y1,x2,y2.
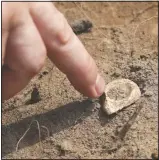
2,2,158,159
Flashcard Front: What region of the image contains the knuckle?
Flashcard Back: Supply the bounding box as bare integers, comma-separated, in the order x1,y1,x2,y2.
28,47,46,76
54,12,72,45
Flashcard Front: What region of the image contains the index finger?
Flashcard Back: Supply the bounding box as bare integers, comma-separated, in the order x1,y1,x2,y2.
29,2,105,98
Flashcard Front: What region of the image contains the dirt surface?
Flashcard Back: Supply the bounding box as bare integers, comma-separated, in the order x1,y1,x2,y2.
2,2,158,159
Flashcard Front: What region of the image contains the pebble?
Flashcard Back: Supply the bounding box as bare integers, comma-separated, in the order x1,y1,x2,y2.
103,79,141,115
44,105,50,110
144,90,153,97
58,140,73,152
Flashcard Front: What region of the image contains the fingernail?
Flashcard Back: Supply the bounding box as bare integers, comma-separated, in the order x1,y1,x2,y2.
95,74,105,97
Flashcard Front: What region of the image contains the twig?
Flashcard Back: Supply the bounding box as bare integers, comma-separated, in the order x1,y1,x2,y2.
74,2,115,46
16,120,42,152
130,15,157,57
35,120,42,150
133,15,157,41
16,125,31,152
130,5,158,23
41,125,50,138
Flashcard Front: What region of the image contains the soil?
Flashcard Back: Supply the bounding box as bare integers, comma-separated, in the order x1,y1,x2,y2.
2,2,158,159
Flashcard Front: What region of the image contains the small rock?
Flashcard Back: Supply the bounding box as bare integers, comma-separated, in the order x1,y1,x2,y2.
42,70,49,75
111,70,121,78
44,105,50,110
70,19,93,35
103,79,141,115
38,70,49,79
140,55,148,60
58,140,73,153
30,85,41,104
95,103,101,109
130,65,142,72
92,103,101,112
144,90,153,97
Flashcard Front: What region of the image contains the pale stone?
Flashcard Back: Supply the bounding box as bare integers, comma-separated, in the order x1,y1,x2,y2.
103,79,141,115
59,140,73,152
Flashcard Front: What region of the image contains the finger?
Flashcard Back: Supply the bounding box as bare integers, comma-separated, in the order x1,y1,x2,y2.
2,28,9,66
29,2,105,98
2,3,46,100
2,67,30,100
2,2,12,65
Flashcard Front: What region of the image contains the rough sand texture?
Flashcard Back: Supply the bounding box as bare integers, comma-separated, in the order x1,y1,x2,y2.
2,2,158,159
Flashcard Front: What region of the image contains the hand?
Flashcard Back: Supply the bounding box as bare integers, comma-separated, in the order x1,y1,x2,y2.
2,2,105,101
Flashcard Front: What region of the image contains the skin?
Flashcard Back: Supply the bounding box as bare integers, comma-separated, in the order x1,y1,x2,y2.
2,2,105,101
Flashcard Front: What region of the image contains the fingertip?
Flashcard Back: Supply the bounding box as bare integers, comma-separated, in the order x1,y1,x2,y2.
95,74,105,97
83,74,105,98
68,73,105,98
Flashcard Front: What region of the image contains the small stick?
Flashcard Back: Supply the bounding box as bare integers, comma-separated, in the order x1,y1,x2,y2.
132,15,157,53
16,125,31,152
133,15,157,39
16,120,42,152
41,125,50,138
35,120,42,150
74,2,115,45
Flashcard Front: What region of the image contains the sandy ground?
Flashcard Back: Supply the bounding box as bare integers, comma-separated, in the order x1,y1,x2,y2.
2,2,158,159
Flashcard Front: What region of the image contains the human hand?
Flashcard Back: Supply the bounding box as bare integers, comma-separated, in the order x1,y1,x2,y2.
2,2,105,101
